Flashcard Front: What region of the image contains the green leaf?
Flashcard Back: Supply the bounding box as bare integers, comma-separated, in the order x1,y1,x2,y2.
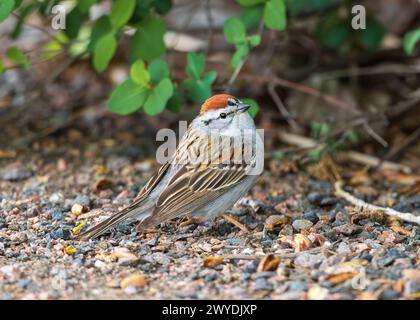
183,78,213,103
148,58,169,84
307,148,322,162
153,0,172,14
78,0,97,13
263,0,287,31
236,0,265,7
6,46,30,69
130,59,150,87
0,60,5,74
358,17,384,51
107,79,149,115
11,3,35,39
404,28,420,55
131,16,166,61
64,6,87,39
0,0,15,23
231,43,249,68
202,71,217,85
242,98,259,117
93,32,117,72
224,17,247,44
240,5,263,29
143,78,174,116
316,14,349,49
248,34,261,47
110,0,136,29
186,52,205,79
88,16,113,52
166,89,183,112
286,0,331,16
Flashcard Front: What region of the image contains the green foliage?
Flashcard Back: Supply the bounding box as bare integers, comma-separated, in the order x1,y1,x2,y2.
109,58,174,115
358,17,384,51
242,98,260,118
93,32,117,72
108,79,149,115
130,60,150,87
240,5,263,29
131,16,166,62
223,17,261,68
0,0,15,23
286,0,331,16
311,121,331,139
6,46,30,69
263,0,287,31
404,28,420,55
110,0,136,29
0,60,5,75
143,78,173,115
183,53,217,103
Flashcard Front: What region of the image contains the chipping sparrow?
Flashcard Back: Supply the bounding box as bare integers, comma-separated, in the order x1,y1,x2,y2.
76,94,264,240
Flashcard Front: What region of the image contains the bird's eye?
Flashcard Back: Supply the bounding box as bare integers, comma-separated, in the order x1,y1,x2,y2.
220,113,227,119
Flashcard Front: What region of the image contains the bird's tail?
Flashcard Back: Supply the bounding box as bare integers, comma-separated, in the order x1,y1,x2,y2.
74,206,148,241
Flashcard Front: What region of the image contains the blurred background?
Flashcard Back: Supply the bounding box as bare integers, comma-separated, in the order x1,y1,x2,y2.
0,0,419,169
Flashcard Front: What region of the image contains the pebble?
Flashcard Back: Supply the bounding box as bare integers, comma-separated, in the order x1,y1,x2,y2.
1,167,31,181
288,281,307,292
302,212,319,224
294,253,323,268
50,228,71,240
292,219,313,232
49,193,64,204
254,278,273,291
50,208,65,221
72,195,90,207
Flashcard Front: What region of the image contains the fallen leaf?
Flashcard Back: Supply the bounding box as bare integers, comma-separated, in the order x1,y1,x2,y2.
203,256,224,268
120,274,146,289
94,178,113,191
292,234,312,252
327,272,358,285
264,215,290,233
257,254,280,272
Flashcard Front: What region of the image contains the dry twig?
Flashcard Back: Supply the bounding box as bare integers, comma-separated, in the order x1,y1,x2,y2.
278,132,412,173
334,181,420,225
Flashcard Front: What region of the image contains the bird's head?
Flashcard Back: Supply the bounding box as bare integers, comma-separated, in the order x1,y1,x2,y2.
197,94,251,131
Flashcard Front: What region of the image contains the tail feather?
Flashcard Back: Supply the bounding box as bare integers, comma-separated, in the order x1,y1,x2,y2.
75,206,147,241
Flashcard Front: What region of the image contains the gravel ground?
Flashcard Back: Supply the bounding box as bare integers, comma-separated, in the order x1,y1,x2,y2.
0,115,419,300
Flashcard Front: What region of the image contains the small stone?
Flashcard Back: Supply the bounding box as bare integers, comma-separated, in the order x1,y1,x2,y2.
307,192,323,205
292,219,313,232
288,281,307,292
336,242,351,255
1,167,31,181
120,274,146,289
49,193,64,204
50,208,64,221
333,224,362,236
320,197,337,206
72,195,90,207
377,256,395,267
50,228,71,240
302,212,319,224
71,203,88,215
294,253,323,268
254,278,273,291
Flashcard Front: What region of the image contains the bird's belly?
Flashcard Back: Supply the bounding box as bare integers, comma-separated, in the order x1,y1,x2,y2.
192,174,259,220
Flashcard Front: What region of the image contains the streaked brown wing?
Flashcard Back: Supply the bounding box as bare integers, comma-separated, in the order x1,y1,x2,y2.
140,159,251,227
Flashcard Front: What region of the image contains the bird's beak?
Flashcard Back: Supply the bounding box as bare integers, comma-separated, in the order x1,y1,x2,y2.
236,103,250,114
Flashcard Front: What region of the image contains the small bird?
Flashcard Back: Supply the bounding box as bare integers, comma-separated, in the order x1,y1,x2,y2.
76,94,263,240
